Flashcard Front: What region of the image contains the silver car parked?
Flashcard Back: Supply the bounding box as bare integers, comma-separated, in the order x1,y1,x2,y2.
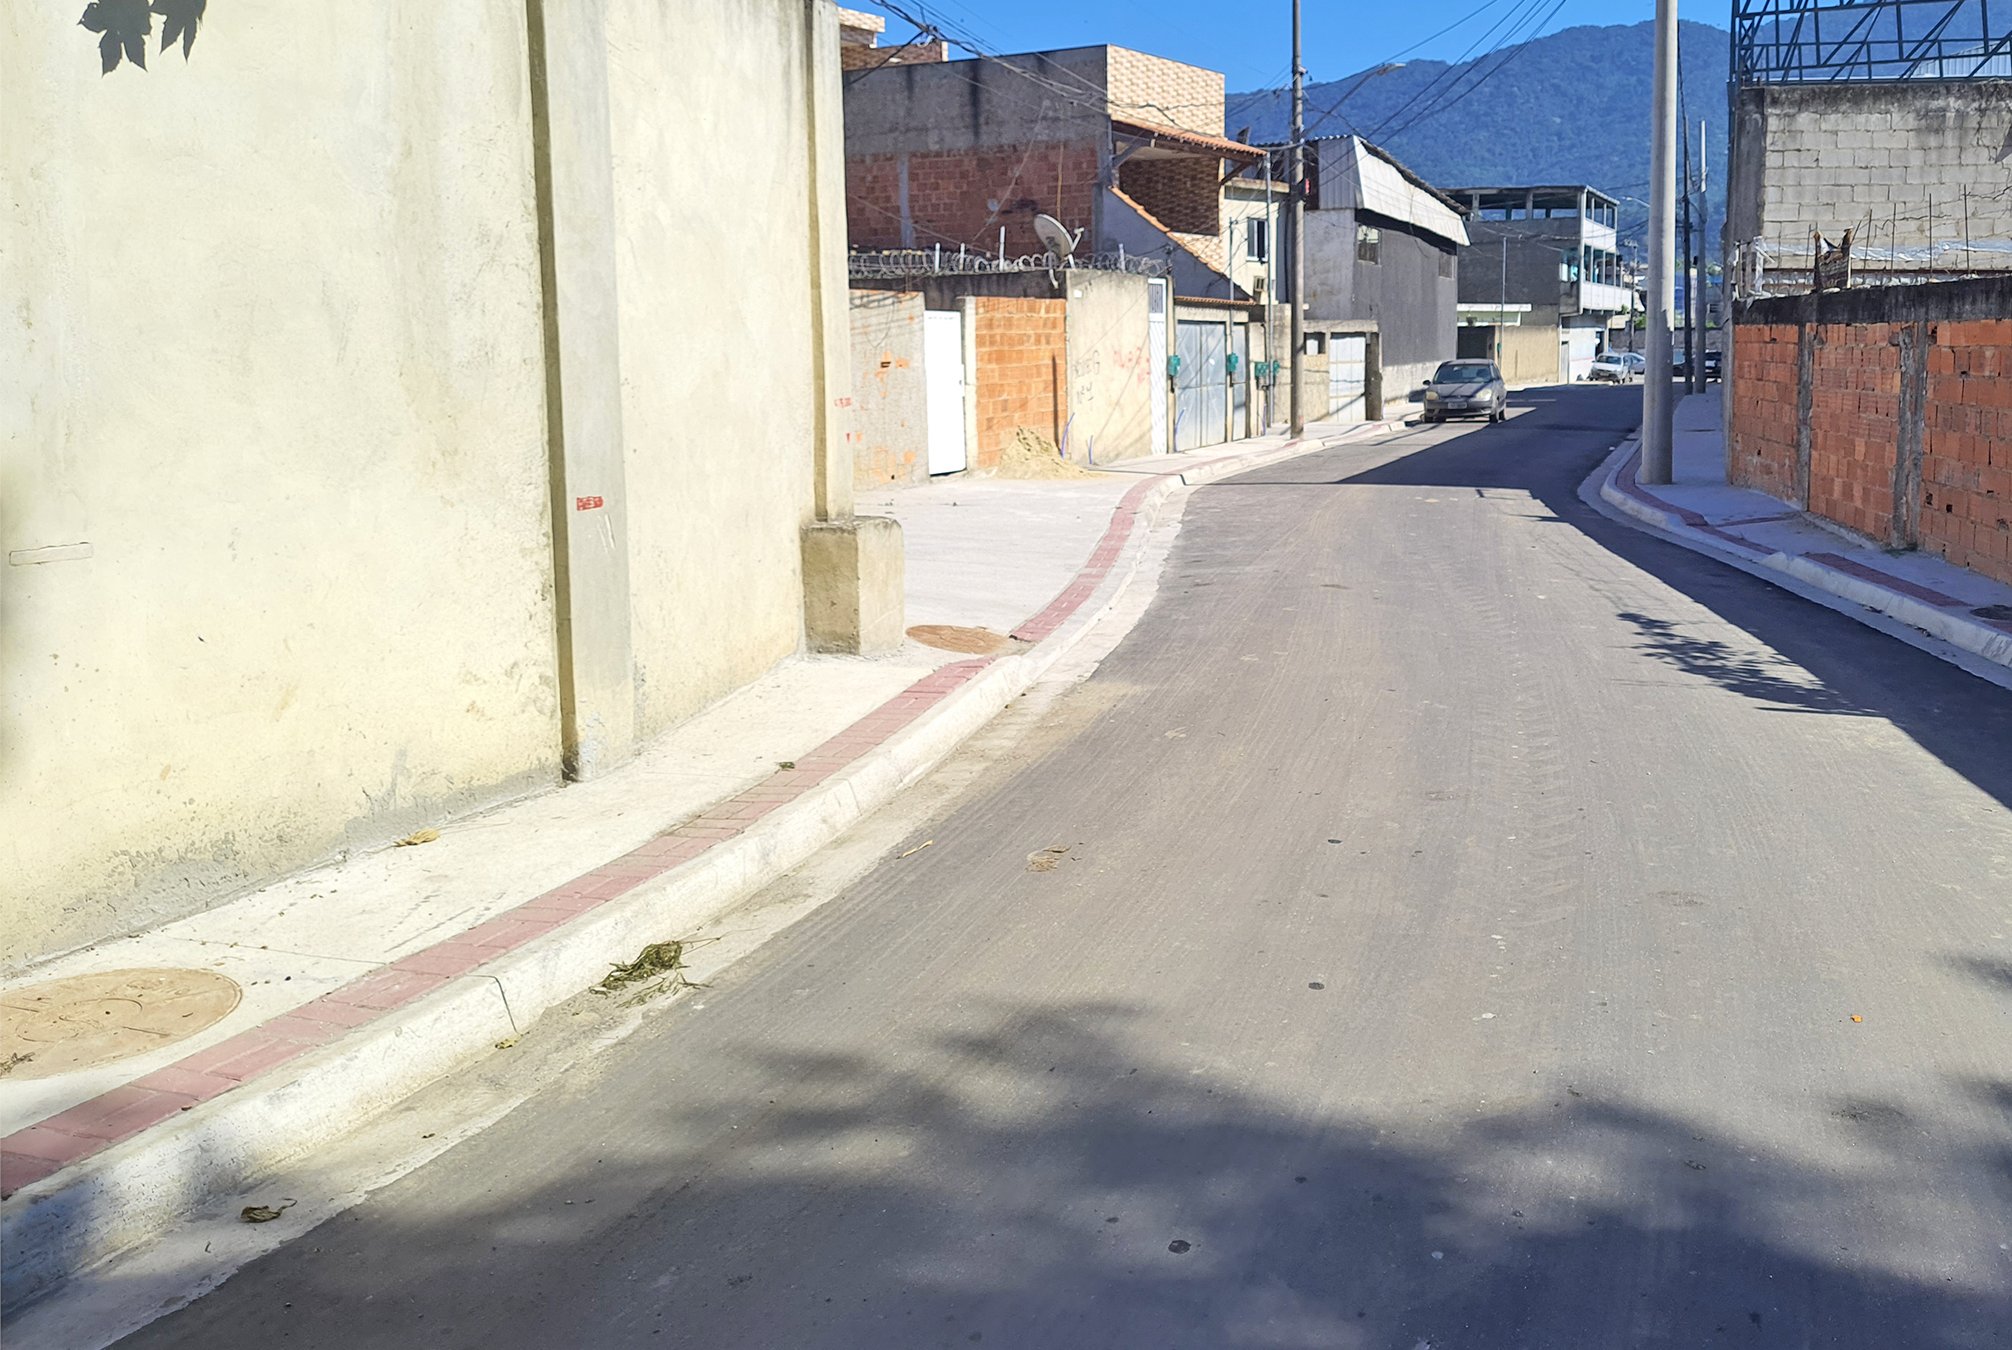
1422,360,1508,424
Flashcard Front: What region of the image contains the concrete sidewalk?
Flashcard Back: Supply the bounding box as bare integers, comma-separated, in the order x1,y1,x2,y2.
1594,392,2012,670
1,416,1394,1309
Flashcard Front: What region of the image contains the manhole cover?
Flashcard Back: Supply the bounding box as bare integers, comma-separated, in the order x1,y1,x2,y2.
1970,604,2012,623
0,968,242,1080
907,624,1014,655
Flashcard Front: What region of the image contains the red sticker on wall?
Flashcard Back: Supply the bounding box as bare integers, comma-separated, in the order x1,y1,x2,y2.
575,495,604,511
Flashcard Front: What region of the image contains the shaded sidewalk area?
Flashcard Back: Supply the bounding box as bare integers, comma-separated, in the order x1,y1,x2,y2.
1597,392,2012,670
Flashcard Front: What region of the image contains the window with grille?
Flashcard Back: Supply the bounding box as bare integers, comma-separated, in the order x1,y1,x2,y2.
1246,219,1268,261
1356,224,1380,263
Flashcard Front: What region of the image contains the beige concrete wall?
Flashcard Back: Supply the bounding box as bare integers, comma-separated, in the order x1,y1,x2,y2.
850,290,930,489
0,5,560,964
1480,323,1562,387
1063,271,1155,465
606,0,823,740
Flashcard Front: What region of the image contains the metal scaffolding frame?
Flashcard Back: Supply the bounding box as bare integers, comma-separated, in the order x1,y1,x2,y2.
1734,0,2012,82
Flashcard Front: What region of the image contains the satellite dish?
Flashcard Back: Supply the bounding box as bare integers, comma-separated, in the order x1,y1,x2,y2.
1033,213,1083,260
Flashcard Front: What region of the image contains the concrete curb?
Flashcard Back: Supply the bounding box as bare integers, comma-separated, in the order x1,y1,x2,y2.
1593,438,2012,671
2,422,1381,1309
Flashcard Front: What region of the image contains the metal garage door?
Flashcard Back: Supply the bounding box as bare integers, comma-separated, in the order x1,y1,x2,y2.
1327,333,1367,421
1175,319,1227,451
923,310,968,475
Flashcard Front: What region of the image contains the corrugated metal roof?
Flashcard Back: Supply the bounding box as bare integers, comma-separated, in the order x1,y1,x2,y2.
1336,138,1469,247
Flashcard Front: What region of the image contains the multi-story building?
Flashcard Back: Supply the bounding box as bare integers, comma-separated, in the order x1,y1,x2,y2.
841,39,1279,451
1447,185,1632,384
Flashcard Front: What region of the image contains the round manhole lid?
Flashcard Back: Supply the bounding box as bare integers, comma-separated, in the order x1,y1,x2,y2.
908,624,1015,655
0,968,242,1080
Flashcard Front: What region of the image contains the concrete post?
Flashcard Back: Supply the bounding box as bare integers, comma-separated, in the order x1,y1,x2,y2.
1642,0,1679,484
1892,320,1929,550
799,0,904,654
1288,0,1305,437
525,0,636,780
804,0,854,524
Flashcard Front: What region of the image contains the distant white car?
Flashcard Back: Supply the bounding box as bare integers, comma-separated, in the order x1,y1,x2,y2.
1589,351,1645,383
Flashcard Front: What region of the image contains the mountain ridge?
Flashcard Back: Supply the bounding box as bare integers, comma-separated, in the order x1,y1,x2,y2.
1226,20,1731,237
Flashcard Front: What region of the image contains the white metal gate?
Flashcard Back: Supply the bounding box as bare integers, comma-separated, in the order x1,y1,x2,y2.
1175,320,1227,451
923,309,967,475
1563,327,1598,383
1327,333,1367,421
1147,281,1169,455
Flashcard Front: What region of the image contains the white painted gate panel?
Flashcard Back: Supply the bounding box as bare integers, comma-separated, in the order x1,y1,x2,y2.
1564,327,1599,383
923,310,967,475
1327,333,1367,421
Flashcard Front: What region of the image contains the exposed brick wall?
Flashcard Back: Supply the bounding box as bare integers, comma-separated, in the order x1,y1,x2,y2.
1728,324,1800,502
1118,155,1220,237
1805,323,1901,541
846,144,1102,256
1105,47,1224,135
970,296,1067,470
1729,302,2012,587
1922,319,2012,580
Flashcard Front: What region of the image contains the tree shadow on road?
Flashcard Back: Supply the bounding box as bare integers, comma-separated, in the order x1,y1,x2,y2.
111,1001,2012,1349
1613,610,1877,716
1251,385,2012,813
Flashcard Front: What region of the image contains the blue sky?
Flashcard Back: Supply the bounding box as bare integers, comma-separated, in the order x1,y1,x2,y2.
873,0,1672,92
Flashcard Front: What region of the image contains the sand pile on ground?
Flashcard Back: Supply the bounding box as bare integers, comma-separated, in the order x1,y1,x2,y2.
987,427,1096,480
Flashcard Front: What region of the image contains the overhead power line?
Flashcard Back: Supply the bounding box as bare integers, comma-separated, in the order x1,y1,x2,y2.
1361,0,1556,142
1292,0,1517,143
1372,0,1573,144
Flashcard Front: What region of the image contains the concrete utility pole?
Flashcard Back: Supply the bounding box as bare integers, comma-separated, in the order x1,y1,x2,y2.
1641,0,1678,483
1681,111,1698,396
1288,0,1305,437
1498,235,1508,366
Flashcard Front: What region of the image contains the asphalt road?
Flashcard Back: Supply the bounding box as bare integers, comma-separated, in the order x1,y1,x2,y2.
121,387,2012,1347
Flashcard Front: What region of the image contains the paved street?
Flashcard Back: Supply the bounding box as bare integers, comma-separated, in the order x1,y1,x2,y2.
121,386,2012,1347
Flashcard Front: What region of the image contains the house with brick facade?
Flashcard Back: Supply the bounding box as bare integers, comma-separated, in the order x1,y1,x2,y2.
841,40,1278,457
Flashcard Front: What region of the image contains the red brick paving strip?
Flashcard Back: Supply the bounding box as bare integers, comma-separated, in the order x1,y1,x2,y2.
0,460,1207,1200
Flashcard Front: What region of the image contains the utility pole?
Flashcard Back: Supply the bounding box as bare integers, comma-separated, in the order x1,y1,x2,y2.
1288,0,1305,437
1498,235,1508,367
1642,0,1678,484
1681,111,1697,395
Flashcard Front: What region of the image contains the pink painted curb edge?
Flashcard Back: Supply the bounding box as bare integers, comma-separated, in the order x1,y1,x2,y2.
0,432,1341,1201
1606,441,2012,638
